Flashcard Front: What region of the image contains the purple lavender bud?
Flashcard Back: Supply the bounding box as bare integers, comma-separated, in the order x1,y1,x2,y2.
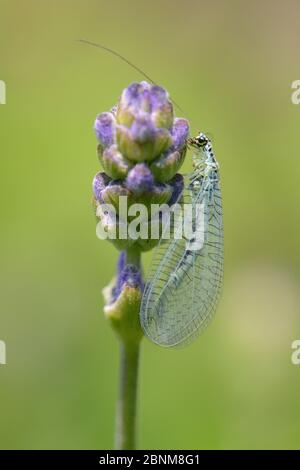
116,107,135,127
99,144,132,180
171,118,189,151
101,183,130,212
130,114,155,143
152,101,173,129
113,255,144,301
138,88,152,113
150,86,173,129
126,163,154,195
153,128,172,158
117,124,170,163
119,264,144,291
149,85,168,110
120,82,151,111
93,172,111,202
116,83,175,162
147,182,173,207
116,125,141,162
150,148,186,183
94,112,115,148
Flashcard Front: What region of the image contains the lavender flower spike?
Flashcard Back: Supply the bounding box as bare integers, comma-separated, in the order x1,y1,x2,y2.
92,80,190,331
92,81,190,450
93,81,189,255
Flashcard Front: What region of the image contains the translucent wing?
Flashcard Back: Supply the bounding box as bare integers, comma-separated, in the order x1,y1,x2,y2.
140,166,223,348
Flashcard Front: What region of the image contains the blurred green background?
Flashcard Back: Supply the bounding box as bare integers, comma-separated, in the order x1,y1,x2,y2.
1,0,300,450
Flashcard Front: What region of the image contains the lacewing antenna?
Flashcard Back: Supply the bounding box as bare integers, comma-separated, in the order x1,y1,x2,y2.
77,39,185,115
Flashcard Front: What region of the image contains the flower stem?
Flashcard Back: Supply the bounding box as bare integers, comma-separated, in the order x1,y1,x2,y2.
114,249,142,450
126,248,141,269
115,340,140,450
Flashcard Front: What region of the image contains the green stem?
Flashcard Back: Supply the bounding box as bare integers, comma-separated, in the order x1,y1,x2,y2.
115,340,140,450
126,248,141,268
114,249,141,450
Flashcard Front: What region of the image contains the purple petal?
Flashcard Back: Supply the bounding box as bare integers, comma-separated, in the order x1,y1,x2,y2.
121,82,150,108
93,172,111,201
130,114,156,142
171,118,189,150
126,163,154,194
120,82,170,114
113,260,144,300
94,112,115,147
102,145,130,177
149,85,168,110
